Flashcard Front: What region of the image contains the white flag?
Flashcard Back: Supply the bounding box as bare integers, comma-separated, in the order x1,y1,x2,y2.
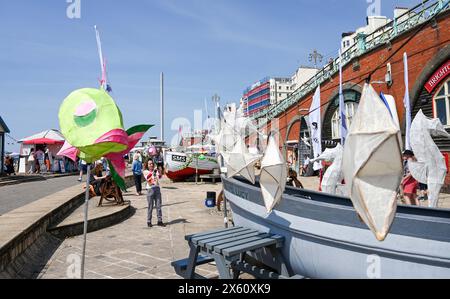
339,50,348,145
404,53,412,150
309,86,323,171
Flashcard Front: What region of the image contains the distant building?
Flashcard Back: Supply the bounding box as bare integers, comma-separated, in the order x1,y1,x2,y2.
242,77,271,116
243,77,294,116
0,116,10,175
290,66,319,91
269,77,292,105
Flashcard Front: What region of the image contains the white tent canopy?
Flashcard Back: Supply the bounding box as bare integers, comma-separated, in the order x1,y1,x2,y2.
19,129,65,143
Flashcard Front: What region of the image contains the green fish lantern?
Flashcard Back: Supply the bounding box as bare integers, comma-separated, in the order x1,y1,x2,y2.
58,88,152,189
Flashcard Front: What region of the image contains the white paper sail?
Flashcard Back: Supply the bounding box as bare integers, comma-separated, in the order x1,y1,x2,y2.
260,135,287,213
224,138,262,184
311,144,344,195
342,83,403,241
409,110,450,208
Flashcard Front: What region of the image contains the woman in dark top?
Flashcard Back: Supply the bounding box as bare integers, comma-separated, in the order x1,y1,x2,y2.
89,163,107,196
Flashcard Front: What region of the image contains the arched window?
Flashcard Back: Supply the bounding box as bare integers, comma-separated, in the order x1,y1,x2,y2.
434,79,450,126
331,102,359,139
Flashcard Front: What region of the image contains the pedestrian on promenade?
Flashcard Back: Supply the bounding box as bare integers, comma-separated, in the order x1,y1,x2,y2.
4,156,15,176
44,148,53,172
78,159,87,182
132,153,143,196
143,160,165,228
28,148,35,174
400,150,419,206
35,147,44,174
154,150,165,175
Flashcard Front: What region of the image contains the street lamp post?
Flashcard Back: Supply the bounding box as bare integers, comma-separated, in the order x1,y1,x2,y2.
309,49,324,69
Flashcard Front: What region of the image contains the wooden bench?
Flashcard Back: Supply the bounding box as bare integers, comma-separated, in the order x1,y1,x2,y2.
172,226,296,279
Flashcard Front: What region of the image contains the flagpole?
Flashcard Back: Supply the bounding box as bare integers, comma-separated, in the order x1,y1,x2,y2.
80,164,91,279
94,25,107,90
339,49,348,145
403,52,412,151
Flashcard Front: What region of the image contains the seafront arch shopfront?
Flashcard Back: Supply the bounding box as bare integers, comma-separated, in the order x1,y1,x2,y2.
410,47,450,190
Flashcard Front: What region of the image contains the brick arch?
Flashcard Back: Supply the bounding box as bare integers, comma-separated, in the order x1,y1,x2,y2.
322,84,362,147
285,116,301,142
410,44,450,110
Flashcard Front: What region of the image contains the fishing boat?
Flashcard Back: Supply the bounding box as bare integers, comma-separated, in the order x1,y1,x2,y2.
165,150,219,181
222,176,450,278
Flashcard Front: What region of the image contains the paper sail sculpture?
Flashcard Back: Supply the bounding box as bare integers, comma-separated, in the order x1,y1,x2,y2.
223,138,262,184
260,135,287,213
57,88,152,189
409,110,450,208
342,83,403,241
311,144,344,195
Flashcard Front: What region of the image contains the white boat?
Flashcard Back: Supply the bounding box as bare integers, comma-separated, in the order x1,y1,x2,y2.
223,176,450,278
165,151,219,181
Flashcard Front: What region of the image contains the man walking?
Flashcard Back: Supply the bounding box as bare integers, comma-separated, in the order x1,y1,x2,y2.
132,153,143,196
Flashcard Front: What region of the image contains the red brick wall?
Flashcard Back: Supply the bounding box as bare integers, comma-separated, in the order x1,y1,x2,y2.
267,12,450,137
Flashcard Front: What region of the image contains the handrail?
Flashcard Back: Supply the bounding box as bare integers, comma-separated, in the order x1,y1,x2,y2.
250,0,450,126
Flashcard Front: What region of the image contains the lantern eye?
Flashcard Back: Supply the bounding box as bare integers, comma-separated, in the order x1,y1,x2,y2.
74,100,97,127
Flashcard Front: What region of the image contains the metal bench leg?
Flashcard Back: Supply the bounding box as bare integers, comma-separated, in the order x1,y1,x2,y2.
232,252,246,279
269,246,293,277
212,253,232,279
186,243,200,279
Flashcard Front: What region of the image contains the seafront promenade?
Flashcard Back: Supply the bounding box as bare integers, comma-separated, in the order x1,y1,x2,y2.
38,179,224,279
1,175,450,279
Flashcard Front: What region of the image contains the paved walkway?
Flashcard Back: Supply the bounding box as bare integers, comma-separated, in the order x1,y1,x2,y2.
0,175,81,216
39,180,224,279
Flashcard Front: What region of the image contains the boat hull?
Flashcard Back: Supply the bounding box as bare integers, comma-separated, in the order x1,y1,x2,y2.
222,176,450,278
165,151,218,181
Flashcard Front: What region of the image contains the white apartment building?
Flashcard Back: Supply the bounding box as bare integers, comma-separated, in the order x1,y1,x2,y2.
290,66,319,92
269,77,292,104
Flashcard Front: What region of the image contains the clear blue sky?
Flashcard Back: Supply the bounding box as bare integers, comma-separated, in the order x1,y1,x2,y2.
1,0,416,152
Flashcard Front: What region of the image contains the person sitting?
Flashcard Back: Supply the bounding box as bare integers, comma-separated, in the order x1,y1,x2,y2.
84,163,107,198
287,168,304,189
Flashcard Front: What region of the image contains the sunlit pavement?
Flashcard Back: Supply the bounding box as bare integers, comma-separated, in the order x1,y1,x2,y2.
39,179,224,279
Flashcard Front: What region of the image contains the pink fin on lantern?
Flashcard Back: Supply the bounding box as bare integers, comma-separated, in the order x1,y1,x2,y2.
125,131,146,154
95,128,129,146
57,141,79,161
105,152,126,178
104,126,152,179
